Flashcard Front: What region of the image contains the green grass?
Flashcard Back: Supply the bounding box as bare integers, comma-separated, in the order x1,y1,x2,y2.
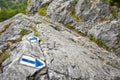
38,6,48,16
12,28,32,43
74,0,79,4
111,10,118,18
88,34,96,41
88,34,109,50
0,51,10,64
68,4,80,22
31,27,40,37
65,25,109,50
65,24,86,36
20,28,31,36
117,33,120,47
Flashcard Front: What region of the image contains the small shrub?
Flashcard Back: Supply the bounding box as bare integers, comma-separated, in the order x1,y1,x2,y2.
38,6,48,16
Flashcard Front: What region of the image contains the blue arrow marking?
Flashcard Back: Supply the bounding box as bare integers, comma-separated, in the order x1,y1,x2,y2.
22,58,44,67
29,36,38,41
35,59,43,67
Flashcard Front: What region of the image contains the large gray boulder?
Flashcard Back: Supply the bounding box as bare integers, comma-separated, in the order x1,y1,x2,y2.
47,0,74,24
0,13,120,80
27,0,52,15
26,0,120,53
75,20,120,53
75,0,111,22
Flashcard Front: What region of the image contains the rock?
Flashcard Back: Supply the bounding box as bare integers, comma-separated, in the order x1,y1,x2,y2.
27,0,52,15
0,13,120,80
0,0,120,80
26,0,120,52
0,14,46,80
47,0,74,24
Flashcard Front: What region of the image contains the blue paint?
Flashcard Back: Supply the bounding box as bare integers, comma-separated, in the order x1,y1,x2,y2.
22,58,35,64
29,36,38,41
35,59,43,67
22,58,44,67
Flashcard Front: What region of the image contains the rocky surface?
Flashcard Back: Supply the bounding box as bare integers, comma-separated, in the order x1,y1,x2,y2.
0,13,120,80
27,0,120,54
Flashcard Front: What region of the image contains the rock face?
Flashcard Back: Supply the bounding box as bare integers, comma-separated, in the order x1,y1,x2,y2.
27,0,120,54
0,13,120,80
27,0,52,15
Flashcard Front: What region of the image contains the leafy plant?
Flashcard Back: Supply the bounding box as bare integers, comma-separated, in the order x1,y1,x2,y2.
38,6,48,16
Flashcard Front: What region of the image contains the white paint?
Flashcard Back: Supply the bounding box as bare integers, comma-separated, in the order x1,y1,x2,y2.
20,55,45,69
28,36,39,42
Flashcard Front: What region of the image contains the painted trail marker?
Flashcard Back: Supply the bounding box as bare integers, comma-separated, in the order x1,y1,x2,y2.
20,55,45,69
28,36,39,42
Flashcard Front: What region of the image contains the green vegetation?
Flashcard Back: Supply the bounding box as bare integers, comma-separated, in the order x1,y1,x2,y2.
20,28,31,36
0,23,11,35
98,18,109,22
117,33,120,47
31,27,40,37
118,33,120,39
88,34,96,41
38,6,48,16
68,0,80,22
69,7,80,22
0,0,27,22
28,0,32,6
105,0,120,7
74,0,79,4
11,28,31,43
111,10,118,18
65,24,85,36
88,34,109,50
0,51,10,64
65,25,109,50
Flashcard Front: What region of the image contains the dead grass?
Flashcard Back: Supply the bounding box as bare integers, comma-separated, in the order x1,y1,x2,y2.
0,51,10,64
0,23,11,35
